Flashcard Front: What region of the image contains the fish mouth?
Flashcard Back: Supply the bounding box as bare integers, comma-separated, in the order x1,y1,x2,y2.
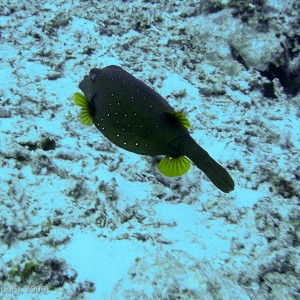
79,75,96,101
79,75,89,91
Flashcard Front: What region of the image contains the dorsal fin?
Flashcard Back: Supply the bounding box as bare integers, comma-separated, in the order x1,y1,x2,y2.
164,110,190,129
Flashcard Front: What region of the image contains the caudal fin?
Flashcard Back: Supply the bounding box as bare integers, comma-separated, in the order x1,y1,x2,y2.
182,136,235,193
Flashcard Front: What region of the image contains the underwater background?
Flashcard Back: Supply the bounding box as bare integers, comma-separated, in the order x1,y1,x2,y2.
0,0,299,299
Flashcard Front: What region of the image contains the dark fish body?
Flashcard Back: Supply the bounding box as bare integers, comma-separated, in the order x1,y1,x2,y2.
76,65,235,193
80,66,187,156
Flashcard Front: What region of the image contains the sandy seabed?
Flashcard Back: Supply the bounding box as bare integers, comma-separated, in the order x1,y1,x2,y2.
0,1,299,299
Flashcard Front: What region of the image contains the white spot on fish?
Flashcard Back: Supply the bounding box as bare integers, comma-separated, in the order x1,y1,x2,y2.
132,132,135,136
131,96,134,99
124,114,127,117
101,118,104,121
97,123,100,126
134,113,137,116
107,113,110,117
109,103,112,106
155,125,158,128
101,127,105,130
122,128,125,131
115,112,118,115
140,125,143,128
124,142,127,145
135,142,138,146
111,93,114,97
116,134,120,137
136,89,139,92
116,120,119,123
145,144,148,147
117,102,120,106
150,105,153,108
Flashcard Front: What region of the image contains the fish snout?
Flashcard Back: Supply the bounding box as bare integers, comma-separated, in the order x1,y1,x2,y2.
79,75,90,91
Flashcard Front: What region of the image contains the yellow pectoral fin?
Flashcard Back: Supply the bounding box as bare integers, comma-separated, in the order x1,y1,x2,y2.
73,92,93,126
158,155,190,177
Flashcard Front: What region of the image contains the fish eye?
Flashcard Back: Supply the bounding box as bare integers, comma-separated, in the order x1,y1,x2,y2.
90,72,98,82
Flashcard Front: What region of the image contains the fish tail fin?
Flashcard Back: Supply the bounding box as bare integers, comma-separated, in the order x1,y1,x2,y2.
170,135,234,193
186,137,234,193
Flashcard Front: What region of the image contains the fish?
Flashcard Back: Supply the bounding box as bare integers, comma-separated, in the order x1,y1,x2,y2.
74,65,234,193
